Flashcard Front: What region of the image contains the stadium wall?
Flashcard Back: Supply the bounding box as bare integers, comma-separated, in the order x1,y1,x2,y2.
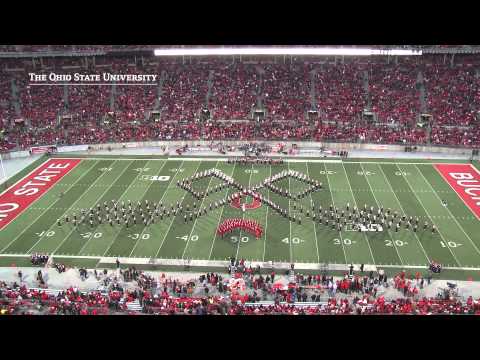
2,141,474,160
69,141,474,155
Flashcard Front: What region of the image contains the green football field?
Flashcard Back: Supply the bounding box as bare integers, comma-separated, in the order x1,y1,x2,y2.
1,154,480,280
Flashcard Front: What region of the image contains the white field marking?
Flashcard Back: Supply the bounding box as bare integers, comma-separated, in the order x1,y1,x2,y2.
171,158,343,163
84,159,157,257
2,252,480,271
110,161,169,257
154,161,200,259
37,159,128,255
376,163,431,263
469,163,480,176
234,163,255,262
49,160,128,254
323,163,348,265
95,159,166,257
287,162,293,264
430,163,480,221
339,162,376,264
204,165,237,260
0,158,77,232
56,156,342,163
0,158,50,197
305,162,320,264
127,161,173,258
181,161,220,259
360,163,404,266
53,156,472,166
345,161,472,165
262,164,272,262
396,163,462,267
415,164,480,257
208,162,238,260
0,160,98,253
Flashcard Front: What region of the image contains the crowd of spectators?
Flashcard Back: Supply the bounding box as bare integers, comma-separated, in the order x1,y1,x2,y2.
0,55,479,150
1,262,480,315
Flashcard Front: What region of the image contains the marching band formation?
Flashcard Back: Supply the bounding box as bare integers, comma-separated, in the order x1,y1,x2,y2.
217,219,263,239
227,157,284,165
177,168,241,200
55,167,438,242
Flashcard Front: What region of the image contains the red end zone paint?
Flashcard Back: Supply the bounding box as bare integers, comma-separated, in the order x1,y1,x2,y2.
0,158,81,230
434,164,480,219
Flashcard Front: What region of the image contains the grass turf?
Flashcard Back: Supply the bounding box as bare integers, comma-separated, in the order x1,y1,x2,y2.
1,155,480,280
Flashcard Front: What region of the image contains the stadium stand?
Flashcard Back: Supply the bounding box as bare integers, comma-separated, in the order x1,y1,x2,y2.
0,51,479,150
1,265,480,315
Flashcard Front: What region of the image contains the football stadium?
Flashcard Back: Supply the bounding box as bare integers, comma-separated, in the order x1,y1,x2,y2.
0,45,480,315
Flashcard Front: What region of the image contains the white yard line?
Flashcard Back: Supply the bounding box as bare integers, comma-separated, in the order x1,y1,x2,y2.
376,163,431,264
207,162,237,261
83,160,157,257
234,163,254,262
396,164,462,267
181,161,220,259
75,160,146,256
127,161,172,257
340,162,376,265
415,164,480,258
0,160,99,253
37,160,128,255
359,163,404,266
207,165,237,260
305,162,320,264
323,163,348,265
287,162,293,264
154,161,200,259
262,164,272,262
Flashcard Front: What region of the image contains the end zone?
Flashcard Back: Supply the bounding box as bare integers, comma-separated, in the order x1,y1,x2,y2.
434,163,480,220
0,158,81,230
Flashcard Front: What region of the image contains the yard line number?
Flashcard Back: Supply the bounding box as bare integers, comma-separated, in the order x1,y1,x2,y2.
128,233,150,240
80,232,103,239
440,241,462,248
357,171,375,176
36,230,55,237
231,236,249,243
333,238,356,245
282,237,304,244
178,235,199,242
385,239,408,247
141,175,171,181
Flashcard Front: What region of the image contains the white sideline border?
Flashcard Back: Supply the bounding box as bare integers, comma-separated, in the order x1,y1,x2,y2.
1,254,480,272
51,156,473,166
